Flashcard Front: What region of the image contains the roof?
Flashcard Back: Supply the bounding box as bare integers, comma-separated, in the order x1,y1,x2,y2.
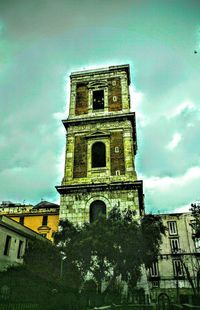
33,201,59,209
70,64,131,85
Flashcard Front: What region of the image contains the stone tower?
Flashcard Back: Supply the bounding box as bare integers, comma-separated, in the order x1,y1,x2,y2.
56,64,144,224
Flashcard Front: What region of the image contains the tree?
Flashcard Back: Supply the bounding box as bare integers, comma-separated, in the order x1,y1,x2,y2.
23,238,83,291
189,202,200,296
0,238,83,308
54,207,165,298
23,238,61,283
190,202,200,237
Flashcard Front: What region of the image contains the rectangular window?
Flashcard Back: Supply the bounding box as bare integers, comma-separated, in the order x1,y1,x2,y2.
170,238,180,253
19,217,24,225
150,262,159,277
168,221,178,235
4,235,11,256
42,215,48,226
152,280,160,288
93,90,104,110
194,238,200,253
17,240,23,259
173,260,183,277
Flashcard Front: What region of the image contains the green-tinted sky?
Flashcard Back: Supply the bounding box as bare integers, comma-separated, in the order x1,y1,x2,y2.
0,0,200,212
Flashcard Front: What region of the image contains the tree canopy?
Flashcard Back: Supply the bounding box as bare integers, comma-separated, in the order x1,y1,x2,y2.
54,208,165,295
190,202,200,237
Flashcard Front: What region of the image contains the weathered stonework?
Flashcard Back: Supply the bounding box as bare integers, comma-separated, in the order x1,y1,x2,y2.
59,187,141,225
56,64,144,224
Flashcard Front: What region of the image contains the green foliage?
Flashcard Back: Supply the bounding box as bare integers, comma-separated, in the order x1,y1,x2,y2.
140,214,166,267
23,238,61,283
0,265,59,304
22,238,83,291
54,208,165,295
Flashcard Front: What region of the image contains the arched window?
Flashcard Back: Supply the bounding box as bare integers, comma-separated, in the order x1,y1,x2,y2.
90,200,106,223
92,142,106,168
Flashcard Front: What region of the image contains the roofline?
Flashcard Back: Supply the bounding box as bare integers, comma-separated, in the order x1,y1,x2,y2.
5,211,59,217
70,64,131,85
149,212,192,216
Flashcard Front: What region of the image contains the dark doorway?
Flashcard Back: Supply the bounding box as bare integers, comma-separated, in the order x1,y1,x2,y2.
90,200,106,223
158,293,170,310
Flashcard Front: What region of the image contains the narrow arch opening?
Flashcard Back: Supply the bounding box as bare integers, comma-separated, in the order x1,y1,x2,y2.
90,200,106,223
92,142,106,168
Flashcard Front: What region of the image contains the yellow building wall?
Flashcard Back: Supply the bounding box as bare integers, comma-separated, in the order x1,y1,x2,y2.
11,214,59,241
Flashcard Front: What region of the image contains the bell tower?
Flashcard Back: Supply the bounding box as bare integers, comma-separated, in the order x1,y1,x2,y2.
56,65,144,224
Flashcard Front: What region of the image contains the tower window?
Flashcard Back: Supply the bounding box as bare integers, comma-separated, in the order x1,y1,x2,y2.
42,215,48,226
90,200,106,223
92,142,106,168
93,90,104,110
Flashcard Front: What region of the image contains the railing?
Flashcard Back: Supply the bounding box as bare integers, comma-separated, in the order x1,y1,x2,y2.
0,208,58,215
88,305,154,310
0,304,39,310
173,305,200,310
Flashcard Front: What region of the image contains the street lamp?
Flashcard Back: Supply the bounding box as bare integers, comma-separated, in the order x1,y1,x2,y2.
60,252,67,280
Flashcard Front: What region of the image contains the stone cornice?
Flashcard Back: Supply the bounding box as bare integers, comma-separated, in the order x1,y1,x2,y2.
70,64,130,85
63,112,135,128
56,180,144,215
62,112,137,154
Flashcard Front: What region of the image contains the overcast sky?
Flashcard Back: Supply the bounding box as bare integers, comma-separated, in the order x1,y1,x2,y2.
0,0,199,213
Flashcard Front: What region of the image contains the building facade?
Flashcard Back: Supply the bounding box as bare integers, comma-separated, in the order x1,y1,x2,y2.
56,64,144,224
0,201,59,241
149,212,200,303
0,215,47,271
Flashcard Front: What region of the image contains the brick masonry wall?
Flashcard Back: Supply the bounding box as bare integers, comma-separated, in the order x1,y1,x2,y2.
62,119,136,184
69,69,130,117
110,131,125,175
59,66,139,225
75,83,88,115
73,136,87,178
108,77,122,111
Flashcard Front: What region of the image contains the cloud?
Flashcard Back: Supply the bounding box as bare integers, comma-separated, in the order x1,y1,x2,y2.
168,100,195,119
142,166,200,213
166,133,182,150
0,0,200,211
174,204,191,213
